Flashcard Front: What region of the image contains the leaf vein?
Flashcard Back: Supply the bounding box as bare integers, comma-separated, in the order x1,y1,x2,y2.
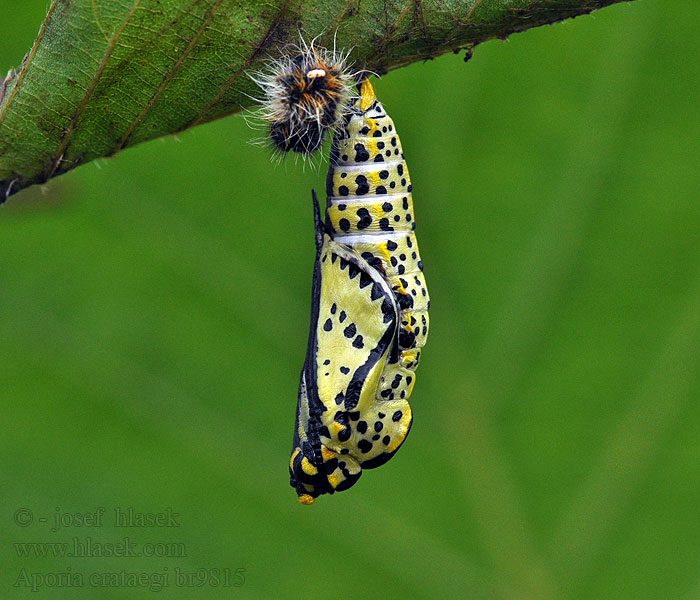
0,0,60,130
187,0,297,129
46,0,143,179
113,0,225,152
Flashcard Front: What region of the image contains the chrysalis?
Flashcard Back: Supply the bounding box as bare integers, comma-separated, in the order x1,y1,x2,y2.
290,79,430,504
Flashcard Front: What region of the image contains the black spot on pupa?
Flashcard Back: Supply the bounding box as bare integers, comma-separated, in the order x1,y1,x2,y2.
323,318,333,331
322,457,338,473
338,185,349,197
354,143,370,162
399,330,416,348
358,439,373,454
381,298,395,322
357,207,372,229
357,421,368,434
339,218,350,232
386,240,398,251
392,410,403,422
352,335,364,349
362,251,383,272
374,421,383,432
397,293,413,310
355,175,369,195
344,323,357,338
340,366,350,375
379,218,393,231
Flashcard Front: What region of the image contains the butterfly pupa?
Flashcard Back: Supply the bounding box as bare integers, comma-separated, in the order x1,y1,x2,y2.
290,79,429,504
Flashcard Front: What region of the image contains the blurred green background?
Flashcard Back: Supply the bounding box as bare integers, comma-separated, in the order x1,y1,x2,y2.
2,1,700,598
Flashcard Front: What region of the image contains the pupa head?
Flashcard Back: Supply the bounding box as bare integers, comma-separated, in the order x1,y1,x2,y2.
289,443,363,505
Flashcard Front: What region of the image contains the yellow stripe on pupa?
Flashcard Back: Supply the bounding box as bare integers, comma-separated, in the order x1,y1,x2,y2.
360,79,377,111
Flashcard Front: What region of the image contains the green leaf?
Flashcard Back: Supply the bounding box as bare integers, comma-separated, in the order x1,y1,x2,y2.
0,0,632,201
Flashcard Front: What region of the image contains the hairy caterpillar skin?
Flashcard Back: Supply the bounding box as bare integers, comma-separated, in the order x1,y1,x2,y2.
250,39,353,156
290,79,429,504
